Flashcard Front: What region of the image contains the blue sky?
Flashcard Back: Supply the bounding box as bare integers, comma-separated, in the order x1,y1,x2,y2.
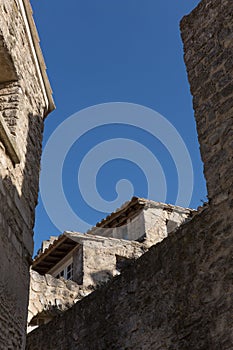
31,0,206,254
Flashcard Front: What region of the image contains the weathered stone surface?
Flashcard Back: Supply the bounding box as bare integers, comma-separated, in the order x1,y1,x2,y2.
26,0,233,349
0,0,54,347
28,270,80,333
26,203,233,350
28,233,147,329
74,233,146,287
180,0,233,206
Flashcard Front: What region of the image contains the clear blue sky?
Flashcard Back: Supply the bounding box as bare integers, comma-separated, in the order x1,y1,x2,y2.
31,0,206,254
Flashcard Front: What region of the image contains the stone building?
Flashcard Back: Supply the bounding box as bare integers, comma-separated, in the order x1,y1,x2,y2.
27,0,233,348
32,231,144,287
0,0,54,348
28,234,144,331
87,197,193,247
28,197,192,331
32,197,193,281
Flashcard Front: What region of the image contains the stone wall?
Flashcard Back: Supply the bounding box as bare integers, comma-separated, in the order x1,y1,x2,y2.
26,202,233,350
80,235,145,287
180,0,233,206
28,236,145,331
143,204,192,247
0,81,21,136
28,271,80,333
26,0,233,349
0,0,53,348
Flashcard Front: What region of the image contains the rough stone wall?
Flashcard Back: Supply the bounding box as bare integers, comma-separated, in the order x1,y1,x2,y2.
28,271,80,333
143,205,192,247
180,0,233,206
0,81,21,136
26,0,233,349
81,236,145,287
26,202,233,350
0,0,53,348
28,235,145,330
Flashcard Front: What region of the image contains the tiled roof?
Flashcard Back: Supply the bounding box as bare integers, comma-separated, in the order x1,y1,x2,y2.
32,234,78,274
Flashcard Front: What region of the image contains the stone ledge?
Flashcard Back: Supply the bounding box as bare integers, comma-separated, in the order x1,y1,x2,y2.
0,112,20,164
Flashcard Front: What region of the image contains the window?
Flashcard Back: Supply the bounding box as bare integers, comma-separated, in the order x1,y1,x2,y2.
56,263,73,280
56,270,64,279
67,263,73,280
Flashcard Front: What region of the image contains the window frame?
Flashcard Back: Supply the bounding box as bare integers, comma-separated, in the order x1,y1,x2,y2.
56,262,74,281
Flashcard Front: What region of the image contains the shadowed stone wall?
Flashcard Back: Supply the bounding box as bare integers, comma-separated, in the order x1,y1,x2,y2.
0,0,54,348
26,0,233,349
181,0,233,206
